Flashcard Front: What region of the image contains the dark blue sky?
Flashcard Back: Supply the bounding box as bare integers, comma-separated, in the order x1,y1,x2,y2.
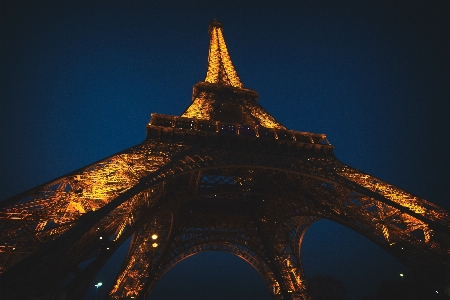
1,1,449,299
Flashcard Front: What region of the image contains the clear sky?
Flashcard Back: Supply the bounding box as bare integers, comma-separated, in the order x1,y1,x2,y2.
1,1,449,299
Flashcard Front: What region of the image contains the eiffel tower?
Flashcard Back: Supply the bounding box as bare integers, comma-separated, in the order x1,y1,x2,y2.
1,20,449,300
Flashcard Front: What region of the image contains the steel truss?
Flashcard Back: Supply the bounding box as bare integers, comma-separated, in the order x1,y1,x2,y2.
0,21,449,300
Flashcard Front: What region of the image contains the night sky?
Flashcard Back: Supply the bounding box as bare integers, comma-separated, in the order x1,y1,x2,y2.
1,1,449,299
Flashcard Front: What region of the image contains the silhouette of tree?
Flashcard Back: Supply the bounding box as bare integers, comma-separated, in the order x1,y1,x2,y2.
307,274,346,300
370,276,447,300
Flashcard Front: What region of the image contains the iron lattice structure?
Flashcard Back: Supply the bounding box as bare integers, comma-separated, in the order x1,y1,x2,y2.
1,21,449,300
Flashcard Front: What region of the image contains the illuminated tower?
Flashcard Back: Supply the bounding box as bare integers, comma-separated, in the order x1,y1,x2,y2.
0,21,449,300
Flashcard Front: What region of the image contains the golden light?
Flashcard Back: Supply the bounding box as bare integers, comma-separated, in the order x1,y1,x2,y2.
205,25,242,88
152,243,158,248
151,234,158,240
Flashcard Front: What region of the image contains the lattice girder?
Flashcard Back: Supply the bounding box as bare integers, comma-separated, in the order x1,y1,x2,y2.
1,139,449,299
108,210,174,299
62,186,167,300
0,141,186,271
161,155,449,277
0,142,191,298
204,21,242,88
270,216,317,299
2,20,450,300
109,204,283,299
2,186,163,299
180,20,286,129
105,159,448,299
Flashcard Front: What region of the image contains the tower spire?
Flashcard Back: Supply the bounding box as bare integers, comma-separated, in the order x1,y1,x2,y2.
181,21,285,128
205,20,243,88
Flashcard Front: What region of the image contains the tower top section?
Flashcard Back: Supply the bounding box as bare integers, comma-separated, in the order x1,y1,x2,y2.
180,21,286,128
208,20,223,33
204,20,243,88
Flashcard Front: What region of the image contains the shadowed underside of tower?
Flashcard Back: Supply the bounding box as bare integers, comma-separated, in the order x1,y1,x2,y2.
0,21,449,300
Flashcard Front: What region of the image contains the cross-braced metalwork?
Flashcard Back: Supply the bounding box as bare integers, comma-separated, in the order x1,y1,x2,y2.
1,21,449,300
